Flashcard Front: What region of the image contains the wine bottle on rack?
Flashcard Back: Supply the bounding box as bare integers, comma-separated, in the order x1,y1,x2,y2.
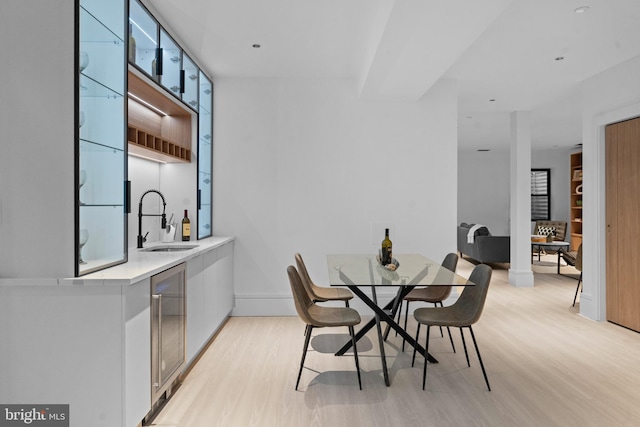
182,210,191,241
381,228,392,265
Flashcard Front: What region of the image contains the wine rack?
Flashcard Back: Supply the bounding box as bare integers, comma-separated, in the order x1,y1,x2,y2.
569,151,582,251
128,125,191,162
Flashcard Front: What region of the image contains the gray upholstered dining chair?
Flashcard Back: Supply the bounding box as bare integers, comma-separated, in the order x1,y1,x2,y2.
287,265,363,390
412,263,492,391
295,253,354,306
396,253,459,352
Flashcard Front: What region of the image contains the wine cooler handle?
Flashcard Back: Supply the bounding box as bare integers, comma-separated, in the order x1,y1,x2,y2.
152,293,162,387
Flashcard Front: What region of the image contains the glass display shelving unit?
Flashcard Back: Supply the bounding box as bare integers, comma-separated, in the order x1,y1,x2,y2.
182,53,199,111
77,0,127,275
128,0,213,240
198,72,213,239
128,0,158,78
159,29,181,96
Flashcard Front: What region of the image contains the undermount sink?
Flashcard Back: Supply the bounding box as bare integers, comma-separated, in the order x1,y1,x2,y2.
143,244,199,252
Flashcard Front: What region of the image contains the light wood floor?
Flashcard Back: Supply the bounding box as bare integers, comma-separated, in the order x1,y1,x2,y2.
152,255,640,427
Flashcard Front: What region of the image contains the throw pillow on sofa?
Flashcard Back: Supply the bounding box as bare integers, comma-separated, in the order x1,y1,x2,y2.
536,225,556,237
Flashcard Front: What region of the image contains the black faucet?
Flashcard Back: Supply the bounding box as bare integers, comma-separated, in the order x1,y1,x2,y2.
138,189,167,248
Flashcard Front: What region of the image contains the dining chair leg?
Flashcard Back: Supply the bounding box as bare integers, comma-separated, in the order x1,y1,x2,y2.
296,325,313,390
468,326,491,391
422,325,431,390
345,301,350,307
460,327,470,367
446,326,456,353
349,325,362,390
436,302,444,337
412,323,421,367
572,272,583,307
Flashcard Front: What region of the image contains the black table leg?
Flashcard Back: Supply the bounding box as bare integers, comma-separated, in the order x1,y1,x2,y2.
334,285,438,380
382,287,404,340
335,283,402,356
332,264,439,386
371,287,390,386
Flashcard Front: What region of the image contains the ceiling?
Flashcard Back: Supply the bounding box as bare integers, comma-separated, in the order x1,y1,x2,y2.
145,0,640,151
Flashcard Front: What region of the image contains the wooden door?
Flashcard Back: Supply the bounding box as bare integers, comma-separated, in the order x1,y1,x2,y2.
606,117,640,331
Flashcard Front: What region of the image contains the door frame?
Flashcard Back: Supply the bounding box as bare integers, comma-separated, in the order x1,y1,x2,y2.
589,102,640,321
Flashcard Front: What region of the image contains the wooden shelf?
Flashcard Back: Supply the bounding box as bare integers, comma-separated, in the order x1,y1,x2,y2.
127,69,193,164
128,125,191,163
569,152,583,251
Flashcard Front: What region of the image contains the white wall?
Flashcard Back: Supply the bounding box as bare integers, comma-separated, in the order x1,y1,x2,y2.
213,78,459,315
458,149,510,235
0,1,76,277
457,147,575,238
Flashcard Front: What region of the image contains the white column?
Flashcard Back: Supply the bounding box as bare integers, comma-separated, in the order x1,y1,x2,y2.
509,111,535,287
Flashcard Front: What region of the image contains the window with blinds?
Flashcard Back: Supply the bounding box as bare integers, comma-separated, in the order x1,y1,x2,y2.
531,169,551,220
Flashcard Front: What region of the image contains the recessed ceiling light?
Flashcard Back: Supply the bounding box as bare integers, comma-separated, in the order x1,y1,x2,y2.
575,6,590,14
252,44,261,48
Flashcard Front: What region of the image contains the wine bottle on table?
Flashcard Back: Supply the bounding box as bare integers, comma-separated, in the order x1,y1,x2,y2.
381,228,392,265
182,210,191,241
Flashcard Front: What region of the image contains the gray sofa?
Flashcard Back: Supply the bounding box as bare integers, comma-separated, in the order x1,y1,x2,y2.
457,223,510,264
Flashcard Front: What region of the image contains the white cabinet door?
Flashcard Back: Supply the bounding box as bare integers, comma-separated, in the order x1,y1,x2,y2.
185,241,234,365
202,248,219,334
186,254,205,362
124,278,151,427
216,241,235,319
202,241,234,339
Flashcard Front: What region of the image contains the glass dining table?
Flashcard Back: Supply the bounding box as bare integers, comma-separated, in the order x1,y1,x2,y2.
327,253,472,386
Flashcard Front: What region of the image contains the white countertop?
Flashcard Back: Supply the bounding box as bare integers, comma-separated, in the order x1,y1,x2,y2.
0,236,235,287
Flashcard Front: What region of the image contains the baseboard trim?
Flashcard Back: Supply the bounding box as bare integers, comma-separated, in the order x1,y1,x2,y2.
508,268,535,287
231,291,461,316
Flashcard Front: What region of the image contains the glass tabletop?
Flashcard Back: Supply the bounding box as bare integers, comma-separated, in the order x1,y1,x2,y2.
327,254,470,287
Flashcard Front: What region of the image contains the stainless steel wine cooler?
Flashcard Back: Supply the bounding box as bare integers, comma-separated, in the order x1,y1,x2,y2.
150,262,186,406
